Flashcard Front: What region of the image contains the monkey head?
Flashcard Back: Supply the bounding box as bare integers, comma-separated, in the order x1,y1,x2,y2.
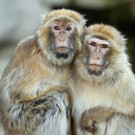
38,9,85,66
74,24,127,81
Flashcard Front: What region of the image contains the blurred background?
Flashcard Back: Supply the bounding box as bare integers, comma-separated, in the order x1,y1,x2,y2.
0,0,135,134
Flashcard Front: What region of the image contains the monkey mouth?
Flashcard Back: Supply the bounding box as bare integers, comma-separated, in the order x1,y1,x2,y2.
88,68,102,76
55,52,69,59
86,64,103,76
55,47,73,52
53,47,73,59
89,64,103,70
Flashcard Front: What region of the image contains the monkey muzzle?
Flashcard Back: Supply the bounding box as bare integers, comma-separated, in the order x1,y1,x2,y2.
55,52,69,59
54,47,73,59
86,64,103,76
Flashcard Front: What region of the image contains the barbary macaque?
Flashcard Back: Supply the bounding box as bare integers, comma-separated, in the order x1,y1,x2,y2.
0,9,85,135
69,24,135,135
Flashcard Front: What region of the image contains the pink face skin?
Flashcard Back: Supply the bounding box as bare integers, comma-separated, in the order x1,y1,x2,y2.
87,37,111,71
51,21,75,49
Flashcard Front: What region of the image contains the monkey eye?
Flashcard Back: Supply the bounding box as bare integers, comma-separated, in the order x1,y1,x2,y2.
102,44,108,48
66,27,72,31
54,26,60,31
90,41,96,46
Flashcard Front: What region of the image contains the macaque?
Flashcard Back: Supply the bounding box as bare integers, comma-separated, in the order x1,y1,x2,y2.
69,24,135,135
0,9,85,135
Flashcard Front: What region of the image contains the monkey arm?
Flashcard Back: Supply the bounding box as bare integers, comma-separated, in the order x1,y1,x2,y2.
1,40,72,133
81,107,115,133
0,35,69,103
0,35,72,135
1,88,72,135
1,36,42,102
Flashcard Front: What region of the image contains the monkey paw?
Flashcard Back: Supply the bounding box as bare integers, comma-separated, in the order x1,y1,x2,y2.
85,121,97,133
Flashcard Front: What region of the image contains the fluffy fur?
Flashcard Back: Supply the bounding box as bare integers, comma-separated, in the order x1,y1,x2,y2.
0,9,85,135
69,24,135,135
38,9,86,66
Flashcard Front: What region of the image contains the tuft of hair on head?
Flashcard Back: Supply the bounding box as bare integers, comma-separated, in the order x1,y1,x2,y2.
40,9,86,34
85,24,126,47
44,9,85,24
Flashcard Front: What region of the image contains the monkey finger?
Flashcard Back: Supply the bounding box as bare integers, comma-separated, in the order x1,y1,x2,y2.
84,122,97,133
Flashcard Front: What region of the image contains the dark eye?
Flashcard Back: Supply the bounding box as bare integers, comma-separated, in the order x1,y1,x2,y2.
54,26,60,30
90,42,96,46
66,27,71,31
102,44,108,48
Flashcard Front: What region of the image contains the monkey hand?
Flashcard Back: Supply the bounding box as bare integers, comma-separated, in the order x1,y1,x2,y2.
81,107,115,133
81,114,97,133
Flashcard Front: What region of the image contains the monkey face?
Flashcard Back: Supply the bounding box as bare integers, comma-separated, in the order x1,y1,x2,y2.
74,36,112,81
38,16,83,66
50,20,75,61
38,9,85,66
83,37,111,76
74,24,127,83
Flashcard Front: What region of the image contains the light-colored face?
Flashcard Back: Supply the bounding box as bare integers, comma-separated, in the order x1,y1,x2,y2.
41,18,81,66
84,37,111,76
52,21,75,47
51,21,75,59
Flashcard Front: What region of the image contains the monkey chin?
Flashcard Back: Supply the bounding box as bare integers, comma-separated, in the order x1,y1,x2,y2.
87,65,103,76
46,49,74,66
55,47,71,59
54,47,74,60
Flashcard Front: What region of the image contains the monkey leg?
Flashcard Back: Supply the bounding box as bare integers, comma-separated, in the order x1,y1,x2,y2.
2,89,71,135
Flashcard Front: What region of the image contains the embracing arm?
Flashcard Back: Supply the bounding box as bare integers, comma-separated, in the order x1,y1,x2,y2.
81,107,115,133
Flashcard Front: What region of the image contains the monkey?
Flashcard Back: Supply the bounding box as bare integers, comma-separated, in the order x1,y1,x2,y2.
68,24,135,135
0,9,86,135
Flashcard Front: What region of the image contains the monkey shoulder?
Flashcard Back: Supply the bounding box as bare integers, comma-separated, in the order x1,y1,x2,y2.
0,35,50,102
1,35,42,78
15,35,40,59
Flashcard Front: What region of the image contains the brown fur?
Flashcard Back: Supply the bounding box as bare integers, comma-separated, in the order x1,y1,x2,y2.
85,24,125,46
69,24,135,135
43,9,85,27
0,9,86,135
38,9,85,66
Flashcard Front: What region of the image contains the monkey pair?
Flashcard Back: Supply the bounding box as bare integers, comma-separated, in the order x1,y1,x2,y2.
0,9,135,135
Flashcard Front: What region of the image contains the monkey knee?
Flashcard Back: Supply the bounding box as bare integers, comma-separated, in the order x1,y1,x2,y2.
28,90,71,119
2,89,71,134
49,90,71,117
28,90,71,134
47,89,71,109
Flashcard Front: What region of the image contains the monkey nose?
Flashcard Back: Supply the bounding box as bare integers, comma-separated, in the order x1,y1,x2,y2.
93,55,100,60
96,48,100,53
